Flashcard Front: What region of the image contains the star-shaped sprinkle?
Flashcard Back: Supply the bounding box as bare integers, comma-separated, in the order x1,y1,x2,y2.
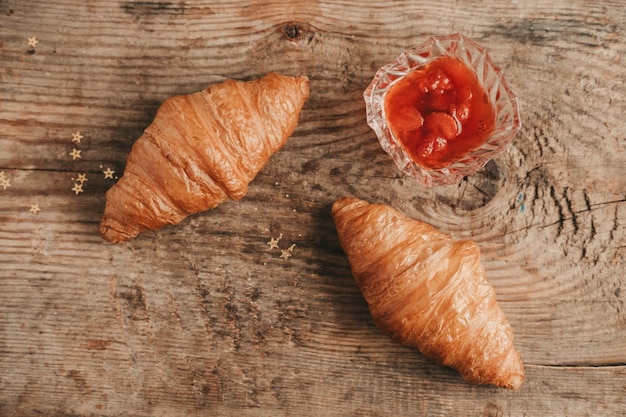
71,182,84,195
27,36,39,48
267,237,280,250
0,171,10,190
280,244,296,261
29,203,41,215
69,148,81,160
267,233,282,250
102,167,115,179
0,177,10,190
71,131,83,144
75,173,88,183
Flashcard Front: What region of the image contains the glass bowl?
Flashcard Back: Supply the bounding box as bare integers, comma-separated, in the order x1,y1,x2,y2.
364,33,521,187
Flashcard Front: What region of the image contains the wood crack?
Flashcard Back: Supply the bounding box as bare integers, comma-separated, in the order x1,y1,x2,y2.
548,185,565,237
562,187,579,234
497,197,624,238
534,363,626,369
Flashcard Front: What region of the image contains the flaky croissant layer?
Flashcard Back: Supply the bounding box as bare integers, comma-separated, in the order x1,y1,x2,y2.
99,72,310,243
332,196,524,389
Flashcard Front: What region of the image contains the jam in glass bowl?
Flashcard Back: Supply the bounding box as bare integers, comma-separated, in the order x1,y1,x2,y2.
364,33,521,187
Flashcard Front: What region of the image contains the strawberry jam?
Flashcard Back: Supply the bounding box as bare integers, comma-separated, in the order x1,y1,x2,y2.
384,56,495,169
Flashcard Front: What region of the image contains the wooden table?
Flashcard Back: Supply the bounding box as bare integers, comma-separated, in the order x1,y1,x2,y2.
1,1,624,415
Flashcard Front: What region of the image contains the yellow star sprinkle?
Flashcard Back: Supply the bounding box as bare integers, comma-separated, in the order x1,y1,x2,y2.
0,171,11,190
0,172,7,190
267,236,280,250
267,233,283,250
280,243,296,261
72,131,83,144
71,182,84,195
69,148,81,160
102,167,115,179
29,204,41,215
0,178,10,190
76,173,88,183
27,36,39,48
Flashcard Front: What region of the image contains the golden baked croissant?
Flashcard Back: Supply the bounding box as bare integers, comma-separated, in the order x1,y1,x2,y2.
332,197,524,389
99,72,310,243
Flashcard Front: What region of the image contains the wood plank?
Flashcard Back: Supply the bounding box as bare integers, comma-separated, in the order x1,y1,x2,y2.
1,0,625,415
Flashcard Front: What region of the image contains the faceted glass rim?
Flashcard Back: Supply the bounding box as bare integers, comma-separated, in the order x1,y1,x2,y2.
364,33,521,187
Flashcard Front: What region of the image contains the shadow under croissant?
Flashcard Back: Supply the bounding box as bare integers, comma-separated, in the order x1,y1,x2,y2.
306,199,369,299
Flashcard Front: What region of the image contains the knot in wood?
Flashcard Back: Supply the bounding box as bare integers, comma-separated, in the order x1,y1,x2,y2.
278,22,317,46
436,160,505,212
283,24,300,40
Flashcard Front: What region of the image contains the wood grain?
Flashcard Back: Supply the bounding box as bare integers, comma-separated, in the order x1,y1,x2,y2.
1,0,625,415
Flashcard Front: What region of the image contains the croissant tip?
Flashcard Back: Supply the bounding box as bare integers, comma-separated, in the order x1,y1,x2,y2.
265,72,310,93
331,196,365,214
497,347,525,390
507,373,525,390
288,73,311,100
493,371,524,390
466,345,525,389
98,221,133,244
98,227,120,244
504,356,525,390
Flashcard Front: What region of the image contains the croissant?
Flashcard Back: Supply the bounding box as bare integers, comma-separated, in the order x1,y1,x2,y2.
99,72,310,243
332,197,524,389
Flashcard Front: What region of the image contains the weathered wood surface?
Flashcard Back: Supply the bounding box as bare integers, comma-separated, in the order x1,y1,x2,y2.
1,0,625,415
